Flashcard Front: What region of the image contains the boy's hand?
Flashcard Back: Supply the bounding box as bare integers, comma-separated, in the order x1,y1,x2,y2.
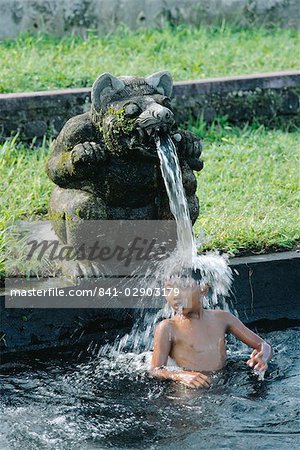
247,349,268,372
176,371,211,389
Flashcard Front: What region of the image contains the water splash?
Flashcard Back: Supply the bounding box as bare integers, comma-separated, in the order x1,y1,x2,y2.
254,370,265,381
2,329,299,449
97,133,234,361
155,133,232,306
177,304,184,319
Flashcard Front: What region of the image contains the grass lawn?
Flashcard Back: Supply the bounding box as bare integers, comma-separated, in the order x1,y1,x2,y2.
193,122,299,254
1,124,299,277
0,24,299,93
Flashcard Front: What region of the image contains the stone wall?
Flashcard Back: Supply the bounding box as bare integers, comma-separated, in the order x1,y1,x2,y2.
0,0,299,40
0,72,299,140
1,251,299,355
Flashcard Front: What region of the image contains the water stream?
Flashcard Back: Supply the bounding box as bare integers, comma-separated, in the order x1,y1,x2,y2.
97,133,233,359
155,133,232,305
155,133,195,255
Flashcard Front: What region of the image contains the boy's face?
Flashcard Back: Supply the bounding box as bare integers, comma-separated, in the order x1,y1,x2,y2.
164,278,208,315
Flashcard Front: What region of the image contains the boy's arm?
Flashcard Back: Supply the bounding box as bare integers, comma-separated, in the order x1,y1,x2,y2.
150,320,211,388
151,320,172,369
223,312,272,372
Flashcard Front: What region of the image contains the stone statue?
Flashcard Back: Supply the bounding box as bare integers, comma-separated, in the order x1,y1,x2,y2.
46,71,203,245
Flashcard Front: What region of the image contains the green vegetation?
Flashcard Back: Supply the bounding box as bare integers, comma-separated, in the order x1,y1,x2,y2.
0,137,51,278
193,121,300,254
1,24,299,277
0,25,299,93
1,125,299,277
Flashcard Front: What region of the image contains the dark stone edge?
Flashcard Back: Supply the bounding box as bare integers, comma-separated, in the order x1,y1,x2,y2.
0,251,299,356
0,71,299,101
173,71,300,95
1,71,299,139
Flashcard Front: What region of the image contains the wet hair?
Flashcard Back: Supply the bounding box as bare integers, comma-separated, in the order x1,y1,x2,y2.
166,269,206,288
169,268,195,279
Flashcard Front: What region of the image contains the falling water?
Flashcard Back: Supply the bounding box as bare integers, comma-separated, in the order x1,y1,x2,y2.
97,133,233,361
155,133,232,305
155,133,195,255
177,304,184,319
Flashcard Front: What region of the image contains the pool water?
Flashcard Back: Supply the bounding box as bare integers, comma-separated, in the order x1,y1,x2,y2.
1,328,299,450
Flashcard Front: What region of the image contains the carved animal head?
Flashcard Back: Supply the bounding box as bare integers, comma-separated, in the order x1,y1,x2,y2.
91,71,175,157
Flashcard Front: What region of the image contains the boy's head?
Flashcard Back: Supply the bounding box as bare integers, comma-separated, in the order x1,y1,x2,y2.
164,274,209,315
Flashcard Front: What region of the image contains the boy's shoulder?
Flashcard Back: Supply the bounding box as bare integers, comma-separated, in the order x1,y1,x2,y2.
156,318,174,329
155,317,178,332
206,309,235,323
154,318,174,339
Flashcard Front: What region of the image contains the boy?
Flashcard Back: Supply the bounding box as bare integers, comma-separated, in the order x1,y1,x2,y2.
151,277,272,388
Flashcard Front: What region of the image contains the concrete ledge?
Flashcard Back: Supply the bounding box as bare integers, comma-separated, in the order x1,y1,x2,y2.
1,251,299,355
1,71,299,140
228,250,300,323
0,304,134,356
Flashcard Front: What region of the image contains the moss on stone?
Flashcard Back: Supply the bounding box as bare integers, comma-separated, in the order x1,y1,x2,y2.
75,208,82,218
106,107,135,135
48,210,65,223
